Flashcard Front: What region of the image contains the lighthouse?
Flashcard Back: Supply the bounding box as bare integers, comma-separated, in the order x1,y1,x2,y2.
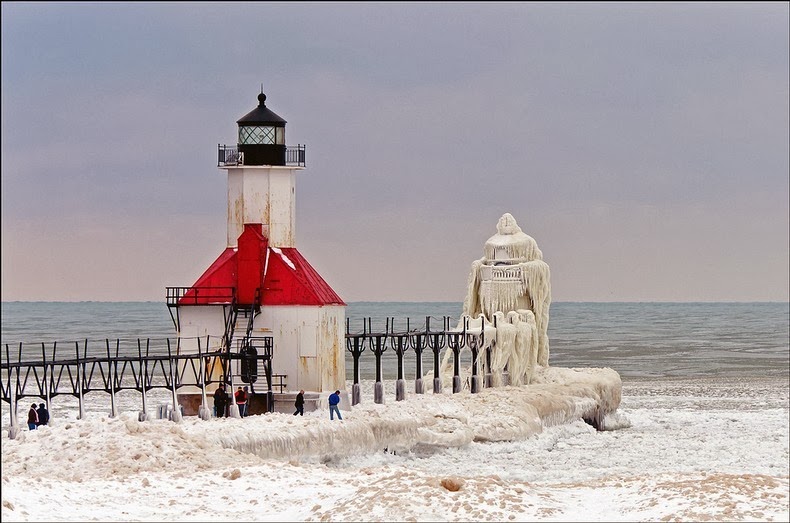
167,91,346,416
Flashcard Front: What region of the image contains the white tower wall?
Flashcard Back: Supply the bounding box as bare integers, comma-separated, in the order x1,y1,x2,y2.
225,166,300,248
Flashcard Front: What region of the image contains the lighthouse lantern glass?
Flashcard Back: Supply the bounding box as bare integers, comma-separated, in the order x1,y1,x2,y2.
239,125,284,145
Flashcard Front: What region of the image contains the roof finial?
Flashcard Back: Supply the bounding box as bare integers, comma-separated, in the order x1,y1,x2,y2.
257,83,266,106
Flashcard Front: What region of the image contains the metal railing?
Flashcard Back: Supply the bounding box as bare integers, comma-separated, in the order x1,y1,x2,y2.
166,286,235,306
1,335,276,437
217,144,306,167
345,315,492,405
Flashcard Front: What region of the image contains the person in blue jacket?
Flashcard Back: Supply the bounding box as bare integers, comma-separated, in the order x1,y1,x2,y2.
328,390,342,420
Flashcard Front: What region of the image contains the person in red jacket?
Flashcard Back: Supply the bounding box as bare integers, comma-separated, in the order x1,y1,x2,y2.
235,386,248,417
27,403,38,430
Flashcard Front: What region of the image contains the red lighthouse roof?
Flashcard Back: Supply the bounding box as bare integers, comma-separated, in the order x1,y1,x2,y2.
180,224,344,307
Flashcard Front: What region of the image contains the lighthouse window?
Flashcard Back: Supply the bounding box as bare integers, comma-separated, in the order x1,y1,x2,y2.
239,126,277,145
275,127,284,145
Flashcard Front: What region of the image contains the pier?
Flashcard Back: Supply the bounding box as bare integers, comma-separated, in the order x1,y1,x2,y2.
1,315,501,438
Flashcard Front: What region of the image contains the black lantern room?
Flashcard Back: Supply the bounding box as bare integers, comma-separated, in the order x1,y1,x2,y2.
236,92,287,166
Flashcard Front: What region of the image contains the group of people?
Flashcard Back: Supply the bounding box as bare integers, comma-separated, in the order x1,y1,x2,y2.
293,389,343,420
27,402,50,430
25,389,343,428
213,384,250,418
211,385,344,420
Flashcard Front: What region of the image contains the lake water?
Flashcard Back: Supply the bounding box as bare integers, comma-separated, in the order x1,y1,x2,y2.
2,301,787,380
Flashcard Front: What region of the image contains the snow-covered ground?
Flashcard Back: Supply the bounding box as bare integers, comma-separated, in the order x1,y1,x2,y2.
2,374,788,522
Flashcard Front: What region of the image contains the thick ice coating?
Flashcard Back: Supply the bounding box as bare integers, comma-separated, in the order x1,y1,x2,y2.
438,213,622,429
441,214,551,388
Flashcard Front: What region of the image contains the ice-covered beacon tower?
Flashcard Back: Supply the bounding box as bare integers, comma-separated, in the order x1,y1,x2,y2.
456,213,551,387
167,91,346,416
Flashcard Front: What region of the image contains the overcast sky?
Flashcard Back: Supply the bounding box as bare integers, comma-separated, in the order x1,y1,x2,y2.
2,2,788,303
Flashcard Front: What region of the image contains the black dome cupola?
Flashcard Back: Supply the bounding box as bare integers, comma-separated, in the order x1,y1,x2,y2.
236,92,287,166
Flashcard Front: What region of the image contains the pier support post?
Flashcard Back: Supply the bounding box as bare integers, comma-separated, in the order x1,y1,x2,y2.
391,325,408,402
427,317,446,395
138,339,150,422
198,349,211,421
77,341,85,420
167,341,182,422
409,327,426,395
346,318,366,406
9,375,20,440
109,366,118,418
369,319,388,405
228,374,240,419
395,379,406,401
352,382,362,405
374,381,385,404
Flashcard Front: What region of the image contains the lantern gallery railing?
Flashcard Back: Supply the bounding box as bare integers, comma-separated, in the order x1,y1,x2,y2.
480,265,523,281
0,336,273,439
345,316,494,406
217,144,306,167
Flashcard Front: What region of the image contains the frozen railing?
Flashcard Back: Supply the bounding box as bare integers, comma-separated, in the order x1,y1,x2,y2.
480,264,522,281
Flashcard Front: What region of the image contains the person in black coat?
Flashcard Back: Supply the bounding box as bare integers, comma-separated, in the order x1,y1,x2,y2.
36,403,50,426
293,389,305,416
213,384,228,418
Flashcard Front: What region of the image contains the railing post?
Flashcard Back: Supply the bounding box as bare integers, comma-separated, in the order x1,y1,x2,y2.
166,339,182,422
77,340,85,420
9,361,20,439
137,339,149,421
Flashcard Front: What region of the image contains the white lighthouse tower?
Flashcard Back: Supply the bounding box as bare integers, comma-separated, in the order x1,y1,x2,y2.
168,91,346,416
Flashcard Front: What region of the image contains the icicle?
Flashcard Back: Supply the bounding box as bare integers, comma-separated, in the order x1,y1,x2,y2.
491,312,515,388
462,258,485,319
517,309,538,384
520,260,551,366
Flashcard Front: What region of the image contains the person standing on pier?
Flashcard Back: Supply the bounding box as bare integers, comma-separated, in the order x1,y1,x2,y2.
294,390,305,416
328,390,342,420
235,386,248,417
214,385,228,418
36,403,49,426
27,404,38,430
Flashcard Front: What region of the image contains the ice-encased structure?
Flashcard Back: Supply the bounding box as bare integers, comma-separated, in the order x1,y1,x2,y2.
439,213,550,387
436,213,623,431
